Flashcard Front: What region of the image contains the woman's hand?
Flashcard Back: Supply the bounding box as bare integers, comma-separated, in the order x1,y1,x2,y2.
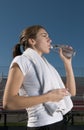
59,48,72,65
46,88,69,102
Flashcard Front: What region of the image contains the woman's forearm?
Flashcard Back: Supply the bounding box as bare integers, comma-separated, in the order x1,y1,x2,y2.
64,62,76,96
3,94,49,110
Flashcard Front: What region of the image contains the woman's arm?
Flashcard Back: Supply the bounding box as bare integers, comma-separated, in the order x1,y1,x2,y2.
3,63,69,110
59,48,76,96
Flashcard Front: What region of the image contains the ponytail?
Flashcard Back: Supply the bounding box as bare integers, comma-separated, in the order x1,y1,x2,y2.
12,43,22,58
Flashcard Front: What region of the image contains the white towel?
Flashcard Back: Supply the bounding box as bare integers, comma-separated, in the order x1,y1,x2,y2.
23,48,73,116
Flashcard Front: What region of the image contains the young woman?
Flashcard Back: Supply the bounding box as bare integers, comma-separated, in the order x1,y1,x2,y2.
3,25,76,130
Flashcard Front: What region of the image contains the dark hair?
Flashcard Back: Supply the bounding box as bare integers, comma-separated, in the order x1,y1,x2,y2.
13,25,45,58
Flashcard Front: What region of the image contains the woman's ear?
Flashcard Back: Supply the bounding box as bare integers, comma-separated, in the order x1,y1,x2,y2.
28,38,36,46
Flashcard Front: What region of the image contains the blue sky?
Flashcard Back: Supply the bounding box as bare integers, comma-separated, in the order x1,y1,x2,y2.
0,0,84,75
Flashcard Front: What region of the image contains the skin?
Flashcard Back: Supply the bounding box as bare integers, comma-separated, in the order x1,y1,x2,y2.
3,28,76,110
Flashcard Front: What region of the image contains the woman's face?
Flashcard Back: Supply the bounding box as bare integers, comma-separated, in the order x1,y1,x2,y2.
33,28,52,55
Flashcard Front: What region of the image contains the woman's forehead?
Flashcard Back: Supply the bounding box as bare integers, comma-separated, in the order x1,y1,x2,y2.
37,28,48,36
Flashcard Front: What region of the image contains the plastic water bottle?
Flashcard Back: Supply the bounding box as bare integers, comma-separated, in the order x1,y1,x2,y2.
51,44,76,58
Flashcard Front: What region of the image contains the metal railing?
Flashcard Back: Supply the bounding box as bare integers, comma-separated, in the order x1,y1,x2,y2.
0,66,84,78
54,66,84,77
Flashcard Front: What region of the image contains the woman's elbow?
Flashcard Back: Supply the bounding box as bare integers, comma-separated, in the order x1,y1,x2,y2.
3,98,15,110
3,103,8,110
71,91,76,97
3,100,11,110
